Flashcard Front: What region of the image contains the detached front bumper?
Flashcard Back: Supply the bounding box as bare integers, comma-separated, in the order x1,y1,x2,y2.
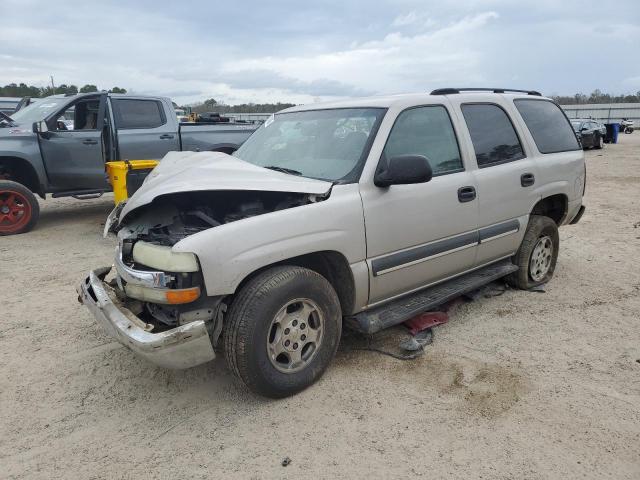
77,267,215,369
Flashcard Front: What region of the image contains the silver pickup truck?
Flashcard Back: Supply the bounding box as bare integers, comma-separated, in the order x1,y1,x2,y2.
0,92,257,235
79,88,586,398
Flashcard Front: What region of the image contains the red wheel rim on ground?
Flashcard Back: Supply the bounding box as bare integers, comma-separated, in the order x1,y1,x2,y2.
0,190,32,234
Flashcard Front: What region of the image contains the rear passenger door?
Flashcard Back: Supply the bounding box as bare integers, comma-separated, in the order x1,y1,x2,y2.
458,102,538,266
361,104,479,304
111,98,179,160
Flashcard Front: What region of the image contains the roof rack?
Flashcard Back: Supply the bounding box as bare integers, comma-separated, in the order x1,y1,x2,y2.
430,88,542,96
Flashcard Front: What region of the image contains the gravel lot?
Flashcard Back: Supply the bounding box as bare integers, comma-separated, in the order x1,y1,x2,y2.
1,134,639,479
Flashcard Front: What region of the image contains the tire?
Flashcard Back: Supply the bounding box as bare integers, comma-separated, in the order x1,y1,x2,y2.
0,180,40,236
507,215,559,290
223,266,342,398
594,133,603,149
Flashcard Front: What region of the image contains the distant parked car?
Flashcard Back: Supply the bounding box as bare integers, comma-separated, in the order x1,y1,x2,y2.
620,118,634,134
571,119,604,149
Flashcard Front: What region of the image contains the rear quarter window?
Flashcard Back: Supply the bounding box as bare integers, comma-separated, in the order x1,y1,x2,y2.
514,99,580,153
113,99,166,129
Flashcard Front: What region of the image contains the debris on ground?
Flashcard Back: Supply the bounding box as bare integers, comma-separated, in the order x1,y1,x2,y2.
463,281,508,301
404,311,449,335
281,457,292,467
529,283,547,293
398,328,433,352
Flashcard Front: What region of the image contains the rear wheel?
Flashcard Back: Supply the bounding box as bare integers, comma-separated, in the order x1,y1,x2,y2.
507,215,559,290
224,266,342,398
0,180,40,236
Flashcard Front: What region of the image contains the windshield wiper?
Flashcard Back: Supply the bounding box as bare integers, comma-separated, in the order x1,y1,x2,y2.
264,165,303,176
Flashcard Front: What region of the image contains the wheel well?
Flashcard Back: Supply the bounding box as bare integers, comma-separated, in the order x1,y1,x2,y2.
234,251,356,315
0,157,44,198
531,194,567,225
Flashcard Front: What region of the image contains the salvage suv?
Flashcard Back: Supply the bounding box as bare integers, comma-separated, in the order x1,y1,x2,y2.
78,88,586,398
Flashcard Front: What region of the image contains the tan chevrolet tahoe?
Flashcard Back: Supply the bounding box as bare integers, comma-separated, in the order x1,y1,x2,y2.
78,88,586,398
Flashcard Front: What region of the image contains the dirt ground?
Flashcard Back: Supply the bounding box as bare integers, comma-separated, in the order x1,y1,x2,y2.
1,134,639,480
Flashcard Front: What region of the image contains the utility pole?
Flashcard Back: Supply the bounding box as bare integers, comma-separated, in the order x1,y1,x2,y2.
50,75,55,91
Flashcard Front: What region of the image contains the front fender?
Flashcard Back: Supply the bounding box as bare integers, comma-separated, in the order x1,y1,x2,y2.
0,135,48,193
172,184,366,296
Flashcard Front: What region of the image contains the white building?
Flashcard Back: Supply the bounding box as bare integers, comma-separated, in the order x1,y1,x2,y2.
560,103,640,123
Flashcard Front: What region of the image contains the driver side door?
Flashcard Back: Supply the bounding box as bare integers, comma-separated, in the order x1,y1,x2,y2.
360,105,479,305
38,94,110,191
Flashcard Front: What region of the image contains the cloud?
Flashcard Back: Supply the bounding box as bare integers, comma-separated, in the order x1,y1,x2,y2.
1,1,639,105
223,12,499,95
391,11,436,28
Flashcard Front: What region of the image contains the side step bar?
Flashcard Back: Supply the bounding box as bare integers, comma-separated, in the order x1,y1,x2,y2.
52,188,109,199
346,259,518,335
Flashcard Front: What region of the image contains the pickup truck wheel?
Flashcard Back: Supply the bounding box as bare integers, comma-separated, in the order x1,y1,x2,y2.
0,180,40,236
223,266,341,398
507,215,559,290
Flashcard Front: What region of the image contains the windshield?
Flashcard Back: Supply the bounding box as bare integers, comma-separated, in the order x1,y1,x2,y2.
571,121,582,132
10,97,69,125
233,108,386,182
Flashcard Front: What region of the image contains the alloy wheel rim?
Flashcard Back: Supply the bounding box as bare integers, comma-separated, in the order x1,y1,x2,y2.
0,190,31,233
529,235,553,282
266,298,324,374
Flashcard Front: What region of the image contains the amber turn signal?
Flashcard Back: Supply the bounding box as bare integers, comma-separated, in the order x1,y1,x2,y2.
165,287,201,304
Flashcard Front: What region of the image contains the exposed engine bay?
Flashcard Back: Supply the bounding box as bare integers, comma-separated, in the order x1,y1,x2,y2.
110,189,329,333
117,189,328,246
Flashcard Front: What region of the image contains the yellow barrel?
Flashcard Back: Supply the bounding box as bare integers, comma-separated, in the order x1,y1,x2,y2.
105,160,159,204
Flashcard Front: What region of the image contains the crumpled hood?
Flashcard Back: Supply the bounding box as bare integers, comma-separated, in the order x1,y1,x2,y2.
120,151,332,221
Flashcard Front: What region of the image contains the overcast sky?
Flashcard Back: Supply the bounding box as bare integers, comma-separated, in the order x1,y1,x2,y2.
1,0,639,105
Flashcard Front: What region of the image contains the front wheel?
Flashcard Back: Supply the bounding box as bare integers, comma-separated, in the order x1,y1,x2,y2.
223,266,342,398
507,215,559,290
0,180,40,236
594,134,603,149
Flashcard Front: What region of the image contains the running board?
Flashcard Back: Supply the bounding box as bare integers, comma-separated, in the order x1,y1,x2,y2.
346,259,518,335
52,189,108,199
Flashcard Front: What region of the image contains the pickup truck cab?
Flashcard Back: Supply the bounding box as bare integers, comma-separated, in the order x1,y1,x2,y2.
78,88,586,398
0,93,257,235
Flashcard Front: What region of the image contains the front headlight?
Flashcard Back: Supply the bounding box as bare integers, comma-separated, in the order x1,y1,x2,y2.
132,241,199,272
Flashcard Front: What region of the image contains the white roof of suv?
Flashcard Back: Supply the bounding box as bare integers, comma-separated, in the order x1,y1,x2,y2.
283,88,549,113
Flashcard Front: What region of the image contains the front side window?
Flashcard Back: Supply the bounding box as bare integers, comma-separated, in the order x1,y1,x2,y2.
52,99,100,131
461,104,525,167
113,99,165,129
381,105,463,176
233,108,386,183
515,100,581,153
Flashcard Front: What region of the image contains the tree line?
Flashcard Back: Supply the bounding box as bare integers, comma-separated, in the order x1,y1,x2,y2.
551,89,640,105
0,82,126,98
189,98,296,114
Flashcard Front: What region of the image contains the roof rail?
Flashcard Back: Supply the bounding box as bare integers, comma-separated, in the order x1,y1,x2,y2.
430,88,542,96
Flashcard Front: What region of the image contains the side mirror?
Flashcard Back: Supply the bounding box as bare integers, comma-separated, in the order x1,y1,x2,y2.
33,121,49,134
580,127,588,131
375,155,433,188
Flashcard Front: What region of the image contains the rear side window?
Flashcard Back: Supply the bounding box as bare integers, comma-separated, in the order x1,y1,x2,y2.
382,105,463,176
514,100,580,153
461,104,525,167
113,99,165,129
